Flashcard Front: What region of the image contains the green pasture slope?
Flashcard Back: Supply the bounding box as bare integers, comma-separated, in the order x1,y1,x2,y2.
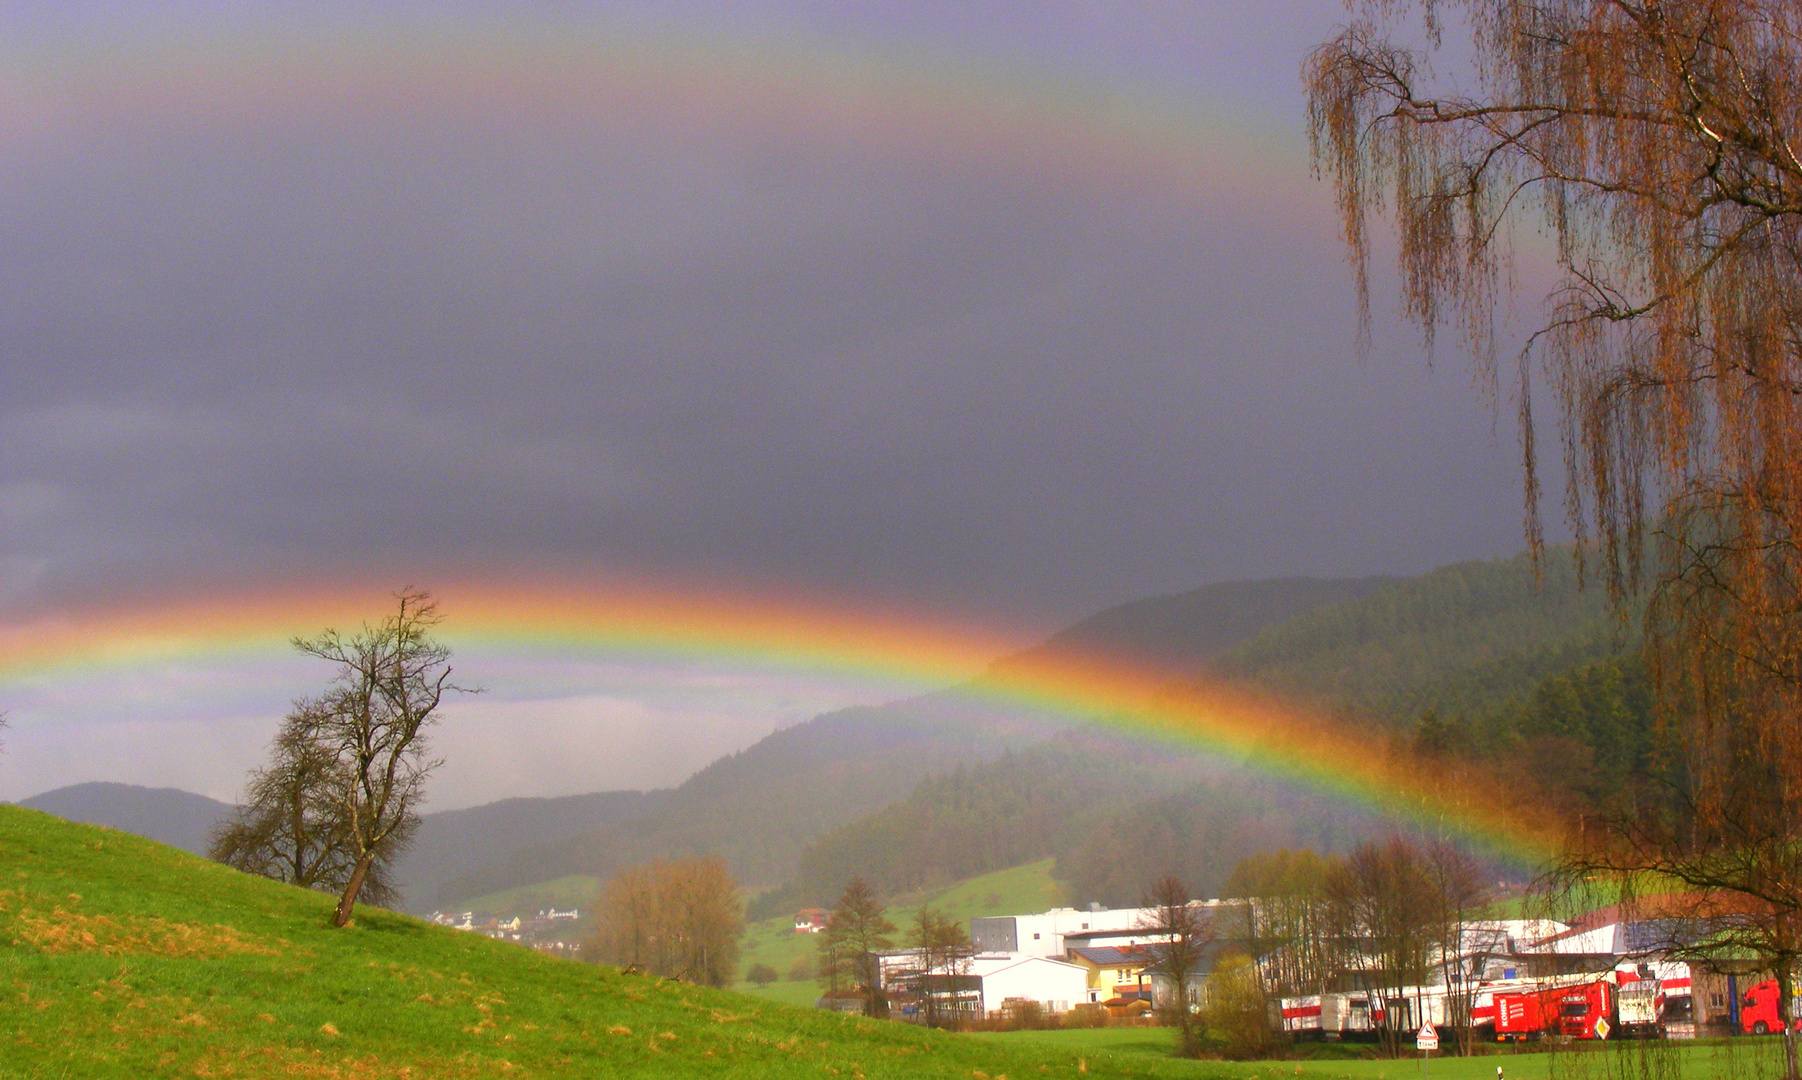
1,805,1237,1079
11,808,1781,1080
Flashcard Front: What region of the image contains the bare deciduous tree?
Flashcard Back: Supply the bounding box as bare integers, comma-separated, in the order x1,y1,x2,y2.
589,855,744,987
1324,839,1439,1057
210,699,410,906
1425,842,1488,1056
294,588,463,927
905,905,977,1029
1139,874,1217,1059
1225,848,1342,1005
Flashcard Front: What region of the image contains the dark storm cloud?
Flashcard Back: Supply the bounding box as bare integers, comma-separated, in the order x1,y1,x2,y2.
0,2,1534,630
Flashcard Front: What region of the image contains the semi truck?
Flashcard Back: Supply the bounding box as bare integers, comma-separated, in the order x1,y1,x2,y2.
1493,979,1618,1040
1739,980,1802,1035
1494,984,1560,1041
1552,980,1617,1039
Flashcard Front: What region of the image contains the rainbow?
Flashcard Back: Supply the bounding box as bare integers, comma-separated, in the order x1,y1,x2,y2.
0,15,1322,228
0,578,1566,867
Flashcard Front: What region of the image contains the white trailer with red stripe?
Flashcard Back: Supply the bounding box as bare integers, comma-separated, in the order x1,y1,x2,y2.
1278,992,1382,1040
1281,995,1323,1037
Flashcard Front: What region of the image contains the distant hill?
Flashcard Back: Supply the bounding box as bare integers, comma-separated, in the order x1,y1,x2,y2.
427,574,1377,909
1000,574,1389,679
390,789,665,911
17,782,234,855
1213,550,1636,725
426,700,1035,908
767,552,1637,910
16,782,663,914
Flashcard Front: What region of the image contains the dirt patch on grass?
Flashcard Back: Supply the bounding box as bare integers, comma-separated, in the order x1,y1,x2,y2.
0,891,277,958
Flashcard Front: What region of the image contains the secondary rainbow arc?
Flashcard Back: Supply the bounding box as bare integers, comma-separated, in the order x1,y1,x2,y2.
0,17,1321,226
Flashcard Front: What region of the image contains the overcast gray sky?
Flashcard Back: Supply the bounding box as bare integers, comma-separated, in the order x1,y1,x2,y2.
0,2,1546,805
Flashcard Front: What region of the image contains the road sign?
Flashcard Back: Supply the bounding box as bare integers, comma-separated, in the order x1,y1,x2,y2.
1417,1023,1439,1051
1594,1017,1610,1041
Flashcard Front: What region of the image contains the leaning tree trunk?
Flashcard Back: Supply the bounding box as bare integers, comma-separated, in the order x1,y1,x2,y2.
332,851,375,928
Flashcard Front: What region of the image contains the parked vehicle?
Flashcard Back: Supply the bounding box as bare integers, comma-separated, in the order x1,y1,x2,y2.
1553,980,1617,1039
1491,979,1616,1040
1470,979,1546,1036
1322,992,1381,1040
1280,995,1322,1039
1494,985,1559,1041
1617,983,1665,1037
1740,980,1802,1035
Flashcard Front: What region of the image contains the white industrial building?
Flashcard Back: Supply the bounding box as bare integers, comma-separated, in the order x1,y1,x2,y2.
970,901,1234,959
876,949,1090,1018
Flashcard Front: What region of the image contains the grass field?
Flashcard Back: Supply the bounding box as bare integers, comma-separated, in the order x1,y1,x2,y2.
0,805,1252,1078
18,806,1787,1079
976,1028,1797,1080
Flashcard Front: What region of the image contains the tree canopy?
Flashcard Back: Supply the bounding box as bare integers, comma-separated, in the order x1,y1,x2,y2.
1310,6,1802,1074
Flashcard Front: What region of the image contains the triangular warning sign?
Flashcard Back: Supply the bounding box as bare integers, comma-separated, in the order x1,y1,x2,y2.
1418,1023,1437,1039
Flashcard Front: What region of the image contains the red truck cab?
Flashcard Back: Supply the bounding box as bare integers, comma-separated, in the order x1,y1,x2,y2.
1741,980,1802,1035
1554,981,1616,1039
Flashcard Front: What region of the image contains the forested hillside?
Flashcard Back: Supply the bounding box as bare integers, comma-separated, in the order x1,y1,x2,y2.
430,575,1371,909
993,575,1388,679
766,727,1383,914
392,789,667,908
775,551,1644,910
429,701,1036,907
1213,551,1635,725
762,728,1207,915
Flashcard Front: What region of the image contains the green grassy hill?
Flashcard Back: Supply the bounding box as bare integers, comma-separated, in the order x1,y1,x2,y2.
0,806,1254,1079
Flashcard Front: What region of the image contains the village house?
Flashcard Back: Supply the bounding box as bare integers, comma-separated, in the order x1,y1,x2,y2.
1066,944,1155,1005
